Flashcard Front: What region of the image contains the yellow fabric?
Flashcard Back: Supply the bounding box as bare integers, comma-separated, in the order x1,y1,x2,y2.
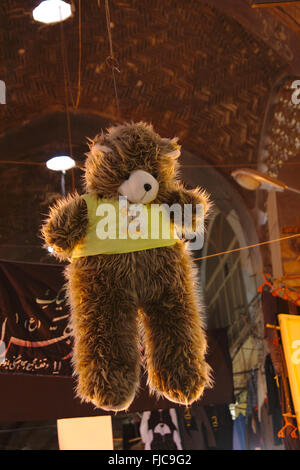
278,314,300,432
72,193,179,258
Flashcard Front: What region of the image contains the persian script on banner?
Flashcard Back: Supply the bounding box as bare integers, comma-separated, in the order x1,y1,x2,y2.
0,261,73,376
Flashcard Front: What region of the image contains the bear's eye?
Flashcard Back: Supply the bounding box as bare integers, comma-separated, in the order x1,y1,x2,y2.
124,173,130,180
153,172,158,179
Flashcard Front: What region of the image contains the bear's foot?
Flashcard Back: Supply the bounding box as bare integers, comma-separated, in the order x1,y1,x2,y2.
91,388,137,412
150,359,213,405
75,361,140,412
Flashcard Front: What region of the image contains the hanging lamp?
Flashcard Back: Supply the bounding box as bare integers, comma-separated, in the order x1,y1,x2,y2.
231,168,300,195
33,0,73,24
46,155,75,196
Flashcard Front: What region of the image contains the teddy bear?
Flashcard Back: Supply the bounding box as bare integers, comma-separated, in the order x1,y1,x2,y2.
42,121,213,411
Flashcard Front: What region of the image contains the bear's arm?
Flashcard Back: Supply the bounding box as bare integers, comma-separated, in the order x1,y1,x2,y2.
41,192,88,261
160,183,212,234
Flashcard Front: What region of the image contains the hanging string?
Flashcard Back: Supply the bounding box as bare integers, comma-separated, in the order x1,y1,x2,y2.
193,233,300,262
181,161,300,168
0,424,57,434
2,158,300,170
60,7,75,108
2,234,300,269
75,0,82,109
0,161,45,166
59,14,76,192
105,0,121,120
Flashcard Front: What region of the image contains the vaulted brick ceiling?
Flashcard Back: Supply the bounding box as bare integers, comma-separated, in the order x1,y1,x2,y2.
1,0,300,450
0,1,286,144
0,0,296,263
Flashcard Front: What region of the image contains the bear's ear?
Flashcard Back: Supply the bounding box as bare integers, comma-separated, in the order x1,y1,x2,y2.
162,137,181,160
166,137,181,159
95,145,112,154
167,148,181,159
86,143,112,158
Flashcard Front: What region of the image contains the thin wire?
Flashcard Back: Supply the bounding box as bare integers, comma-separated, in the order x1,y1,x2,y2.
105,0,121,120
0,258,63,267
182,161,300,168
0,161,45,166
75,0,82,109
233,368,259,375
60,21,73,160
59,17,75,193
1,159,300,170
0,425,57,434
63,41,75,109
60,8,75,108
194,233,300,262
2,234,300,269
0,244,41,248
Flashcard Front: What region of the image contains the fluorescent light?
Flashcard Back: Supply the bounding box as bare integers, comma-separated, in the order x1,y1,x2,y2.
231,168,286,192
231,172,261,191
232,168,300,197
46,156,75,172
33,0,72,24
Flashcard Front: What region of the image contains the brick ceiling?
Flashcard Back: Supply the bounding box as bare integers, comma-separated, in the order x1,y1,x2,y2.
0,0,297,263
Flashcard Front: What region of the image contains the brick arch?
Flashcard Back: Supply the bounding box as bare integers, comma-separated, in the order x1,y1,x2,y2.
0,0,289,264
1,0,286,166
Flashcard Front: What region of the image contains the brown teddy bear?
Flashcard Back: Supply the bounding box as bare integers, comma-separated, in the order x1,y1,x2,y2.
42,122,213,411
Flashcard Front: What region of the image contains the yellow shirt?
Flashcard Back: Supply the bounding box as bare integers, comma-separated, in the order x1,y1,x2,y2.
72,193,179,258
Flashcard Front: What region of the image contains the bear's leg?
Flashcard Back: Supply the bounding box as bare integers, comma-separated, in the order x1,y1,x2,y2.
65,255,140,411
138,246,212,405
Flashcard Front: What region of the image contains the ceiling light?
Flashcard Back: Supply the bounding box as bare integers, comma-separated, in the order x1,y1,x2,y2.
231,168,300,195
231,168,286,192
33,0,72,24
46,155,75,197
46,155,75,172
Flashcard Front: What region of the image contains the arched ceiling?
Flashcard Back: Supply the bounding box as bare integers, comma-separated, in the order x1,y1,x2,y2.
1,1,300,450
0,1,287,143
0,0,299,263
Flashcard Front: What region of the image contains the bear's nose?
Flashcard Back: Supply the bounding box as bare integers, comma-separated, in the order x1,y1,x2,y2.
144,183,152,192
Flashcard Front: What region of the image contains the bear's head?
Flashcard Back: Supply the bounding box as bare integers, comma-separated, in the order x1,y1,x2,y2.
84,121,181,204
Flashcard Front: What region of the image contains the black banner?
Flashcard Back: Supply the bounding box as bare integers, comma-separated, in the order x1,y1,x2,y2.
0,260,72,376
0,260,234,420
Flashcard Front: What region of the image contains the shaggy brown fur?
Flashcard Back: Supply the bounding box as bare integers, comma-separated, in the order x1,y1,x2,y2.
41,122,213,411
42,193,88,261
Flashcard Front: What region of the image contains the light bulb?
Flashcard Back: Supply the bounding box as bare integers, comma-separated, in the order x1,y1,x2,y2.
231,168,287,192
33,0,72,24
46,156,76,172
234,174,261,191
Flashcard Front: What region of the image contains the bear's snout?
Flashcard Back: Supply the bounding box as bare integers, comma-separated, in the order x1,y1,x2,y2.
118,169,159,204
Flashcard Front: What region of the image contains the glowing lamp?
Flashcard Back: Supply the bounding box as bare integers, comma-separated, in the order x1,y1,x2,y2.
231,168,287,192
232,172,261,191
46,156,75,172
33,0,72,24
46,155,75,197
